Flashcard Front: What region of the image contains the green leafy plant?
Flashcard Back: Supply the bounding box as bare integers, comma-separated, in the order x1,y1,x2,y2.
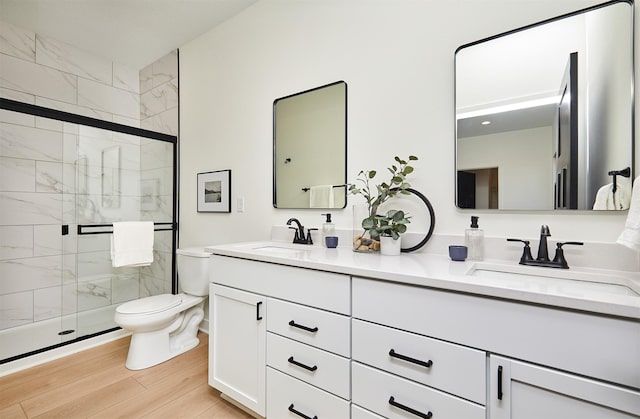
369,209,411,240
349,155,418,241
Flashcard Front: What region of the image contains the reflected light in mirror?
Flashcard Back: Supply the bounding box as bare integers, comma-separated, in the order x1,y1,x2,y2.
457,96,560,120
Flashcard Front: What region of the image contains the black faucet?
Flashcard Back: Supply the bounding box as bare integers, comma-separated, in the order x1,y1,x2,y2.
286,218,316,244
507,225,583,269
536,225,551,262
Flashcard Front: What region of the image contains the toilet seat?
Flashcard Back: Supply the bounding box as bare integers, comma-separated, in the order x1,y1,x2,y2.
116,294,182,315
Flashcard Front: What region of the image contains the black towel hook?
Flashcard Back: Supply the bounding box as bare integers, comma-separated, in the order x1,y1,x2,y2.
608,167,631,193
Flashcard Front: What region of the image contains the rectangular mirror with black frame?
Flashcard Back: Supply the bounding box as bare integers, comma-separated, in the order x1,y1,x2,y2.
455,0,633,211
273,81,347,209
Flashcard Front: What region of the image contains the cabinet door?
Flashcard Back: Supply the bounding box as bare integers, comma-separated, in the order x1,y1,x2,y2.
209,284,266,417
489,355,640,419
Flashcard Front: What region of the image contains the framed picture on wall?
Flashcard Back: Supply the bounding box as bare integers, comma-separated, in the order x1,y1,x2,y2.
197,170,231,213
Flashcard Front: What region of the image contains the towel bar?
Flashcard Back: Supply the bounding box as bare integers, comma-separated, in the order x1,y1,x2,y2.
301,184,348,192
77,222,175,235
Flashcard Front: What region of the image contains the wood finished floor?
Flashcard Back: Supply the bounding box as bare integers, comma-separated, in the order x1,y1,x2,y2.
0,333,254,419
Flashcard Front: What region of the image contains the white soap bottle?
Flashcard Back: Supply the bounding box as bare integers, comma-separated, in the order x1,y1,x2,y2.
465,215,484,260
321,213,335,247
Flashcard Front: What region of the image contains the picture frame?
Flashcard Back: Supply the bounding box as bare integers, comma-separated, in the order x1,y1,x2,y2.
197,170,231,213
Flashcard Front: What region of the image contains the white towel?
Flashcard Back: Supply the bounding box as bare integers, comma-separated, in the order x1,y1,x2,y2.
593,178,632,210
614,176,632,210
617,177,640,251
593,183,615,210
110,221,154,267
309,185,334,208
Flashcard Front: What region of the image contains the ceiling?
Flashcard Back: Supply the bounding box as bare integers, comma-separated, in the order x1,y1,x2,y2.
457,104,557,139
0,0,258,69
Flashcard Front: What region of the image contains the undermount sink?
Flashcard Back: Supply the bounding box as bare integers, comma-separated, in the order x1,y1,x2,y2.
250,244,311,257
466,262,639,298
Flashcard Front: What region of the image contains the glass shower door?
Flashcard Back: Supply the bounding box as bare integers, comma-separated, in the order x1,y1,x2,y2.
74,126,175,338
0,100,176,364
0,114,77,359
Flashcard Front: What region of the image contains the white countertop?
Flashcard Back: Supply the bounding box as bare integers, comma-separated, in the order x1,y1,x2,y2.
205,241,640,320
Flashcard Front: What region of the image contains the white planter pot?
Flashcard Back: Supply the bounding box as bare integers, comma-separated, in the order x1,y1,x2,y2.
380,236,401,256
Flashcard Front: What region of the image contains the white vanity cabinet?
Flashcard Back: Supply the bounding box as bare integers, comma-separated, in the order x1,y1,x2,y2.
208,248,640,418
351,281,486,418
209,284,266,416
489,355,640,419
352,277,640,419
208,254,350,419
352,404,385,419
265,297,351,418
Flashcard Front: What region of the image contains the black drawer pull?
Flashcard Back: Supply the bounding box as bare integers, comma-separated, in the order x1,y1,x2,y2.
288,403,317,419
497,365,503,400
289,320,318,333
256,301,263,320
288,356,318,372
389,396,432,419
389,349,433,368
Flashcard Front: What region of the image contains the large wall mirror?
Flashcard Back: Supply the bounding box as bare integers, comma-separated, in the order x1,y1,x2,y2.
455,0,633,211
273,81,347,209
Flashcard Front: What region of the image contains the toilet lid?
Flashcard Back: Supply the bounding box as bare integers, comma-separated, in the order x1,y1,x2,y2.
116,294,182,315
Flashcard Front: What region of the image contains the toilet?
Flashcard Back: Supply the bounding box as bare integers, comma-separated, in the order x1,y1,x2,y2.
115,247,211,370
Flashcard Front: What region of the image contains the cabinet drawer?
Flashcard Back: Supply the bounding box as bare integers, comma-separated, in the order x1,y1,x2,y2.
352,362,485,419
352,404,385,419
353,319,485,404
266,367,350,419
353,277,640,389
210,255,350,314
267,332,350,399
268,298,350,356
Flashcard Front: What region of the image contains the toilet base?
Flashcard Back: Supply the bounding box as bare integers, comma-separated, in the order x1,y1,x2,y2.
124,303,204,370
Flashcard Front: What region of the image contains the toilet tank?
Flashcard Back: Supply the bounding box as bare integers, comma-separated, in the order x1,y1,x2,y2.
176,247,212,296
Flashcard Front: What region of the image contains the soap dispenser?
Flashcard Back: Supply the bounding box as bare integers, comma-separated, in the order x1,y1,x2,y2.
321,213,335,247
465,216,484,261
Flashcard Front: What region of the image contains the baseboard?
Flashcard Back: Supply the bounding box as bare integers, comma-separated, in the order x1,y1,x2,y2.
199,317,209,334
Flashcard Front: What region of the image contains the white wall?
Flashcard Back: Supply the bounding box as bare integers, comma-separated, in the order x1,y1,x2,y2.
179,0,635,251
458,126,554,210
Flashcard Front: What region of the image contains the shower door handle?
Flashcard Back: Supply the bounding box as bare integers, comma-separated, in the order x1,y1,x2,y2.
61,225,69,236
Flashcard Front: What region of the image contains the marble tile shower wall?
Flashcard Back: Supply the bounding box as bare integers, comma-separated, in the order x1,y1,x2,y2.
0,21,140,125
0,21,177,348
140,50,179,136
138,50,179,296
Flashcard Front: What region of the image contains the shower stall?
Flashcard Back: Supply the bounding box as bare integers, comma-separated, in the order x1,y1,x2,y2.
0,98,177,364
